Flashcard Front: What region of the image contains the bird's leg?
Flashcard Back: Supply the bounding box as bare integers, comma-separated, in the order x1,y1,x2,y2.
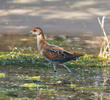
53,64,57,72
60,64,72,73
52,64,57,77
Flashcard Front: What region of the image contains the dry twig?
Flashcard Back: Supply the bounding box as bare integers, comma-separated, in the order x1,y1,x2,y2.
97,16,110,58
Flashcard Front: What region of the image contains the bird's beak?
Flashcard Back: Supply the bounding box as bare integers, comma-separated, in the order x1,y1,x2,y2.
27,31,32,34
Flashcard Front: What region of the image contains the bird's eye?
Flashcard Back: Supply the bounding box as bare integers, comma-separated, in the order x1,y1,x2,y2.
33,29,37,32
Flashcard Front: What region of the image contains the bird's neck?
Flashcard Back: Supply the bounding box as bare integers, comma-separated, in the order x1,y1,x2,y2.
36,33,47,53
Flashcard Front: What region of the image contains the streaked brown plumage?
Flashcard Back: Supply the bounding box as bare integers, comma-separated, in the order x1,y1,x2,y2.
27,27,83,73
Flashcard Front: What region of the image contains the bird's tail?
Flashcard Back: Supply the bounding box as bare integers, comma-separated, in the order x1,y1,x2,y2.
72,52,84,60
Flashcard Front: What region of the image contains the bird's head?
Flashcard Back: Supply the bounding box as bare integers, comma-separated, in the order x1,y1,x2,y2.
27,27,43,35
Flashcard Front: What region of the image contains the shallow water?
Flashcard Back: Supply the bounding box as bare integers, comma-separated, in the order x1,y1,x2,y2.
0,34,110,100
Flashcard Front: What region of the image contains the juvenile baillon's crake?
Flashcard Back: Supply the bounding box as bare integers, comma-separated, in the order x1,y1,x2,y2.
27,27,83,73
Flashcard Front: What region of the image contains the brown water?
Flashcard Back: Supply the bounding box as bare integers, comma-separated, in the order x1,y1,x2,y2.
0,34,110,100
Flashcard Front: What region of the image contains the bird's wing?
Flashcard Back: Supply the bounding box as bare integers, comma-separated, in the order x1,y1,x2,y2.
43,45,74,62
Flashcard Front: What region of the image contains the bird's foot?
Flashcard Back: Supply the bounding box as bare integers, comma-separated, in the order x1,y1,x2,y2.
68,70,72,74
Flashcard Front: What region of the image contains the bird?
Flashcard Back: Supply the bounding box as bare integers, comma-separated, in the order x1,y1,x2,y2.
27,27,83,73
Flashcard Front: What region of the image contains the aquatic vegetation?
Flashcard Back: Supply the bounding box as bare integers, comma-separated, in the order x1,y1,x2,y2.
38,89,56,94
0,96,33,100
67,54,109,68
0,47,45,67
0,73,5,78
21,83,47,90
0,34,110,99
69,83,77,89
22,76,40,80
9,97,33,100
21,83,37,88
0,47,109,67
